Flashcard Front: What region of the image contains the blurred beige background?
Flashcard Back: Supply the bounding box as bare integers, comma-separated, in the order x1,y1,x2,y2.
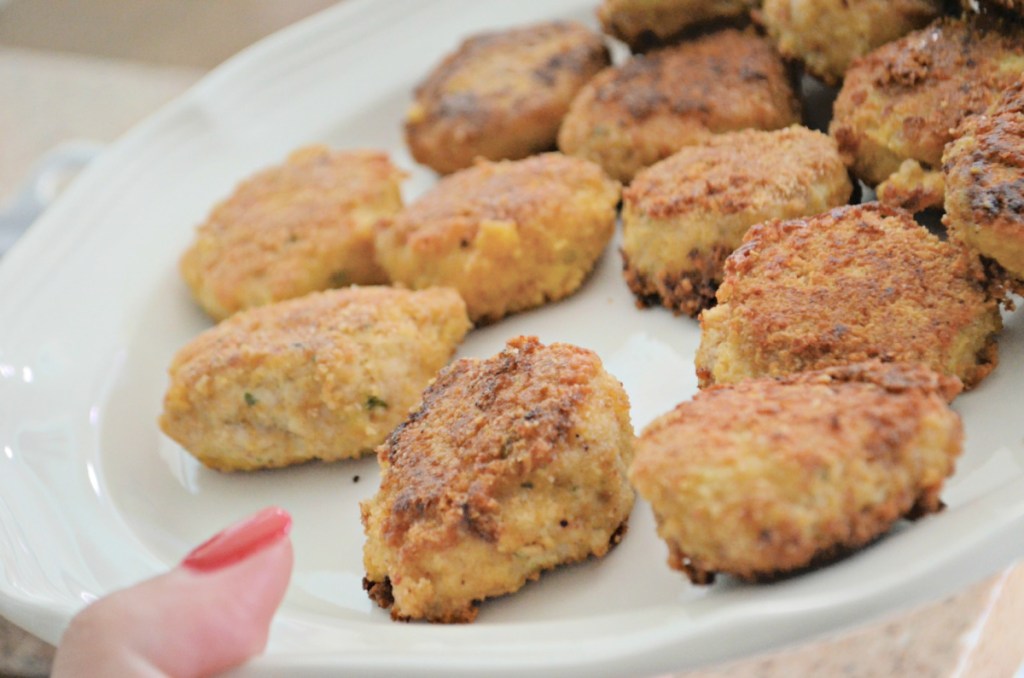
0,0,339,207
0,5,338,673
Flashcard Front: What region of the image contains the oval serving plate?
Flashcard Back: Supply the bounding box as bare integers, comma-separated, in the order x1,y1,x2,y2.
0,1,1022,675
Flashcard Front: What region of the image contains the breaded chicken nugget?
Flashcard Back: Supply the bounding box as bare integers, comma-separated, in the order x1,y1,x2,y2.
759,0,943,85
160,287,470,471
631,361,963,584
597,0,756,51
944,79,1024,287
375,153,620,324
361,336,635,623
405,21,610,175
696,203,1002,389
558,29,800,183
829,17,1024,211
180,146,403,320
622,125,852,316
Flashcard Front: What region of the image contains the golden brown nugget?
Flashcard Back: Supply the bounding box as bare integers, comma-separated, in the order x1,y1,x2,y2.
597,0,756,50
758,0,943,85
180,146,403,321
375,153,620,324
829,17,1024,211
361,336,635,623
944,79,1024,286
631,362,964,584
160,287,470,472
405,21,610,175
558,29,800,183
621,126,852,316
696,203,1003,389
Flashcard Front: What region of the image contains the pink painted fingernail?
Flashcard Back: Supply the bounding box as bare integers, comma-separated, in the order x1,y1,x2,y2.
182,506,292,572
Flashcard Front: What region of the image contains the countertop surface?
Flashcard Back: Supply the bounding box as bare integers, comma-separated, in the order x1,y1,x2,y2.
1,2,1022,676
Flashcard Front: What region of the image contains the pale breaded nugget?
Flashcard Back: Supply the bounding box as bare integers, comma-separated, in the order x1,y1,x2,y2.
558,29,800,183
829,17,1024,212
361,336,635,623
622,125,852,316
160,287,470,472
180,146,403,321
696,203,1002,389
631,361,963,584
758,0,943,85
375,153,620,324
405,21,610,175
944,79,1024,287
597,0,756,50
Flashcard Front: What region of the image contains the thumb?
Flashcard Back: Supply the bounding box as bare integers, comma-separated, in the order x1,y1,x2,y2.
53,507,294,678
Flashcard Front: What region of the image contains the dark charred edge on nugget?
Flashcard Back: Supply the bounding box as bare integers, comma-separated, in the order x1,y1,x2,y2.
978,255,1024,305
616,14,760,53
363,575,482,623
621,247,727,317
671,483,947,586
363,575,397,615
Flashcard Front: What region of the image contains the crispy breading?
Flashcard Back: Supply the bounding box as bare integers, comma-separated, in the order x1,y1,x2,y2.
375,153,620,324
621,125,852,316
597,0,756,50
558,29,800,183
630,361,964,584
944,78,1024,287
695,203,1003,389
404,21,610,175
829,17,1024,211
758,0,943,85
159,287,470,471
361,336,635,623
180,146,404,320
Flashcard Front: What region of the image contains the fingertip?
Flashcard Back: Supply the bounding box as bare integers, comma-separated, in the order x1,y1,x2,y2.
55,509,296,678
182,506,292,573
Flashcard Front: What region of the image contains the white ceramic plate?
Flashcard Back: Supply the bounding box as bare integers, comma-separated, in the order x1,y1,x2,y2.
1,1,1023,675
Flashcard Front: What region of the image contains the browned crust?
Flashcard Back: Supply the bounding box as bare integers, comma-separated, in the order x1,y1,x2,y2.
943,78,1024,284
376,337,602,548
830,16,1024,192
597,0,756,52
406,21,610,174
621,244,727,317
362,336,634,622
636,361,963,584
700,202,1003,389
619,126,851,314
558,28,800,182
621,126,851,219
